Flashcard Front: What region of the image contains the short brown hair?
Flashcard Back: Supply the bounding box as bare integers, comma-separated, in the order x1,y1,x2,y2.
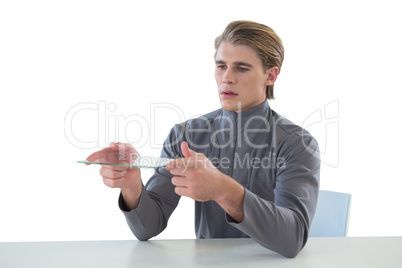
215,20,284,99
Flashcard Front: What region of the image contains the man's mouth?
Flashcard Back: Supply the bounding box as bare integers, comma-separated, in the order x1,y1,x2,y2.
221,90,238,97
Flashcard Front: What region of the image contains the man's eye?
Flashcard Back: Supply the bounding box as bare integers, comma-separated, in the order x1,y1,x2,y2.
217,65,226,70
238,67,249,72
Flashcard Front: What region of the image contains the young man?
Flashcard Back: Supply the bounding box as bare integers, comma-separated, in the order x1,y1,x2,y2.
86,21,320,258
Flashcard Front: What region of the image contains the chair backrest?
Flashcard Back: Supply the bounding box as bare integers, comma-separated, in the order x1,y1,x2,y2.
309,190,351,237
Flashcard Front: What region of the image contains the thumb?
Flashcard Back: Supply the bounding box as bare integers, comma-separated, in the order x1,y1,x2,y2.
181,141,196,158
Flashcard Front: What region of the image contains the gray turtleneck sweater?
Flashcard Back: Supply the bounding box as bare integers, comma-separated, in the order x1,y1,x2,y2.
119,100,320,258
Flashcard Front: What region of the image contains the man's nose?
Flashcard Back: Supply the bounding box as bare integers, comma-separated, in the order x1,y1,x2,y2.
223,69,236,84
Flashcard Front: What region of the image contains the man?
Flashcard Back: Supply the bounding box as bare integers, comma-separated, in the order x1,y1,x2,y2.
86,20,320,258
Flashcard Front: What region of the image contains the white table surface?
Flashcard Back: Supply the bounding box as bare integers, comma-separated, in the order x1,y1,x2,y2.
1,237,401,268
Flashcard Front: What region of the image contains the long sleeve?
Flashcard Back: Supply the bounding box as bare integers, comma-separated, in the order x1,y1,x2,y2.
226,132,320,258
119,125,184,240
119,167,179,240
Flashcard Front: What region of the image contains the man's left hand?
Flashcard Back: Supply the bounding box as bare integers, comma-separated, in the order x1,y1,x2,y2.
166,141,226,202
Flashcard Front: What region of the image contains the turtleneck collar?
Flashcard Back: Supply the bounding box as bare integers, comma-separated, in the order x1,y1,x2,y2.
222,100,270,121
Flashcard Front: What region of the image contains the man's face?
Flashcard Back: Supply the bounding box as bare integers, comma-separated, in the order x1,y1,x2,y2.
215,41,273,113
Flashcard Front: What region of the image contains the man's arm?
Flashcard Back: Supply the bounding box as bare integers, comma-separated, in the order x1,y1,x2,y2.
226,134,320,258
118,125,184,240
118,167,180,241
167,135,320,258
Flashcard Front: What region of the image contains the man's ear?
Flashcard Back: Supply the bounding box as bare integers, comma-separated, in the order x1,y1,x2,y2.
265,66,279,86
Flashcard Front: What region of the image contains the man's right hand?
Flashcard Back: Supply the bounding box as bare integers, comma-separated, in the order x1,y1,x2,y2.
86,142,143,210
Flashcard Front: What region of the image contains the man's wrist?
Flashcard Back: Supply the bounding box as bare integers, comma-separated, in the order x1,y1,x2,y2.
121,183,143,211
214,175,245,223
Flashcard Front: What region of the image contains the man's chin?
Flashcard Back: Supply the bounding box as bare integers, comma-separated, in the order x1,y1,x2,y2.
220,101,241,113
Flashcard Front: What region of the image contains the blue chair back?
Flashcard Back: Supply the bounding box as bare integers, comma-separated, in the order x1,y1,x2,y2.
309,190,351,237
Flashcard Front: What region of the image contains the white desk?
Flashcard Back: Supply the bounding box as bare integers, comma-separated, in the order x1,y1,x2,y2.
1,237,401,267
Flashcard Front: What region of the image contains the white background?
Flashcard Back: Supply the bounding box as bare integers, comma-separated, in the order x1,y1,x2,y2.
1,0,401,242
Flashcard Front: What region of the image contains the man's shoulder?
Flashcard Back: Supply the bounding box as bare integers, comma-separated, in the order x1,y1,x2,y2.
270,109,316,143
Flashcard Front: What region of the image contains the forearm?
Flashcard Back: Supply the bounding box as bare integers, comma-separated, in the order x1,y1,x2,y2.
120,179,143,211
119,187,169,241
119,168,181,241
227,189,307,258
